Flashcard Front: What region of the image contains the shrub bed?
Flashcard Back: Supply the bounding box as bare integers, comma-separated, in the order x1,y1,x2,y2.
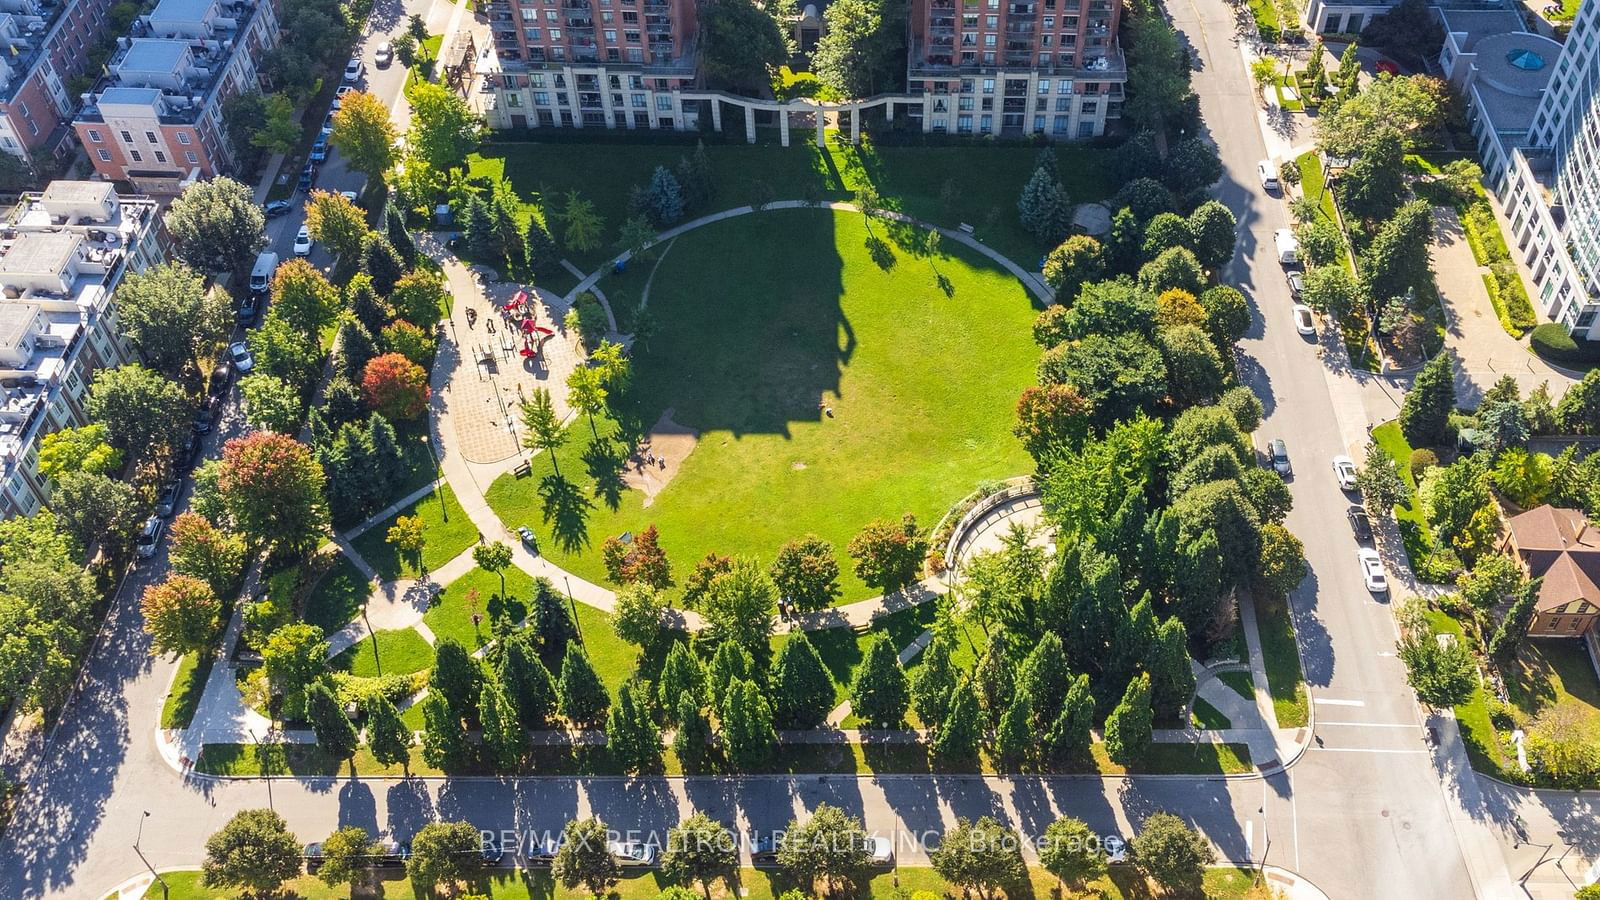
1531,322,1600,367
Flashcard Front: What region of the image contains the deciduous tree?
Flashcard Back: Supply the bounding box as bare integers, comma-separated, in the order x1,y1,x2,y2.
362,352,430,421
1130,812,1215,896
201,809,301,894
770,632,834,729
85,364,189,459
663,813,739,898
114,262,213,377
769,535,840,611
165,176,266,274
777,804,871,894
330,90,398,179
141,574,221,656
1040,816,1106,889
407,82,480,173
408,821,485,895
554,817,621,897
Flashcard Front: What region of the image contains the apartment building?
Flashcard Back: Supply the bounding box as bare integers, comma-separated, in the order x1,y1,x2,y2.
483,0,700,131
1445,0,1600,340
0,0,122,160
0,181,164,519
905,0,1125,138
71,0,279,193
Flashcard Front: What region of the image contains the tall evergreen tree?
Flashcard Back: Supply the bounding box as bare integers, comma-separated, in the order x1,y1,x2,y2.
386,200,417,265
1018,166,1073,245
975,638,1015,726
361,232,406,296
346,275,390,334
909,636,958,729
645,166,685,226
307,681,359,762
995,689,1034,765
1043,674,1095,762
419,693,468,770
558,645,611,726
364,693,413,773
499,637,558,729
525,217,559,273
849,634,910,727
656,641,708,724
1147,617,1195,721
530,578,580,659
672,693,713,771
430,638,481,719
720,677,776,768
1400,352,1456,448
1489,579,1542,664
366,414,406,501
607,681,663,773
1017,632,1072,726
933,679,983,763
1104,673,1154,765
479,677,524,771
462,195,498,260
708,640,753,719
769,633,834,729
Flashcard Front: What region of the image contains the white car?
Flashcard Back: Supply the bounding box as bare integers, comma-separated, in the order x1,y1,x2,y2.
1259,159,1280,192
608,840,658,867
343,57,363,82
335,84,355,106
135,516,164,558
340,190,359,204
228,341,254,374
1357,548,1388,593
866,835,893,866
374,41,393,66
1331,455,1358,491
294,225,312,256
1293,304,1316,335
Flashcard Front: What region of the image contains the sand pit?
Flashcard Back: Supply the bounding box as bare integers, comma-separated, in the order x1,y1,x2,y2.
626,408,698,506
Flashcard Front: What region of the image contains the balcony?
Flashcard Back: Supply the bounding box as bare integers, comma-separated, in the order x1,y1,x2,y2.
1005,22,1034,33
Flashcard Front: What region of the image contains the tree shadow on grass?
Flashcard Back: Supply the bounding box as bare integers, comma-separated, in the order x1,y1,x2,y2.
538,473,595,554
864,234,895,271
583,436,628,511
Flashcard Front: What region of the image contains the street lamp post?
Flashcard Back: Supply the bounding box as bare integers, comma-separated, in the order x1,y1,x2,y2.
246,728,274,812
135,811,168,900
563,575,584,647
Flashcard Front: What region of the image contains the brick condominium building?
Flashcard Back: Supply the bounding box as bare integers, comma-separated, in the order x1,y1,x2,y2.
0,0,122,161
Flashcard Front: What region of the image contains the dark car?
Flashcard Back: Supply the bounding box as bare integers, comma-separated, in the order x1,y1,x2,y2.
481,836,505,866
304,838,410,874
237,293,261,325
192,412,212,436
1347,504,1373,542
298,163,317,191
1268,438,1292,477
264,199,294,218
175,434,203,472
154,480,180,517
750,833,780,866
525,836,560,868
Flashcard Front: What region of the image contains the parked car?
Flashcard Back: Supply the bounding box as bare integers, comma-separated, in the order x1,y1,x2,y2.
609,840,658,867
1268,438,1292,476
237,293,261,325
1258,159,1280,192
525,836,560,868
865,835,893,866
343,56,364,82
192,410,212,436
175,434,203,473
1274,228,1300,265
518,525,538,553
1103,834,1128,864
1375,59,1400,76
293,225,313,256
1357,547,1388,593
309,137,329,162
374,41,393,66
298,163,317,191
135,516,164,558
337,84,355,101
1331,455,1358,491
229,341,255,373
341,190,359,204
1292,304,1316,336
304,838,410,873
480,836,505,866
264,198,294,218
1286,268,1305,299
154,481,180,517
1347,504,1373,542
750,834,780,866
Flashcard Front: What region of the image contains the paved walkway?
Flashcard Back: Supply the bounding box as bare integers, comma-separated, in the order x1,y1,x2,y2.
1431,205,1575,406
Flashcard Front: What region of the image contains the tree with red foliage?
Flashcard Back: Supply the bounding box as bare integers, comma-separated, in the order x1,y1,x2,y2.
217,432,329,551
1014,383,1093,463
361,352,430,421
600,524,674,589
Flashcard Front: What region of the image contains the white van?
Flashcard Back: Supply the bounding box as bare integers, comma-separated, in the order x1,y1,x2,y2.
1273,228,1299,266
249,251,279,294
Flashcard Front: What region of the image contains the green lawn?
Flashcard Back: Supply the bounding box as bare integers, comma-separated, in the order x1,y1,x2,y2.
1217,669,1255,702
1192,696,1232,729
1249,0,1281,39
470,138,1123,272
160,650,213,730
1371,420,1445,577
146,865,1266,899
302,554,372,634
1254,591,1308,728
1502,636,1600,724
485,209,1039,604
330,627,435,677
351,484,476,580
1427,610,1516,777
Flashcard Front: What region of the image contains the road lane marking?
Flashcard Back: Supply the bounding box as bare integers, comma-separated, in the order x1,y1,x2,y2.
1317,721,1417,728
1313,698,1366,706
1309,747,1430,754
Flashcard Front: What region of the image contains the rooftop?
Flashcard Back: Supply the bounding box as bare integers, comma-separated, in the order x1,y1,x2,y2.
0,0,70,103
0,232,78,279
1507,504,1600,613
38,181,114,207
119,38,189,75
149,0,212,22
1440,8,1528,54
74,0,260,126
1467,31,1561,136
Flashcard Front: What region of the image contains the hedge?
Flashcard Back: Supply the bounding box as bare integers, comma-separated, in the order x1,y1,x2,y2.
1530,322,1600,366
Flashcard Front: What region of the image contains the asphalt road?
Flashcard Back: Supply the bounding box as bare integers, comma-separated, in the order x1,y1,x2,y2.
0,0,1592,895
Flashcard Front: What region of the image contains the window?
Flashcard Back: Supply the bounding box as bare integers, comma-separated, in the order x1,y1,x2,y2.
17,102,27,117
1081,100,1097,114
982,78,994,93
129,149,141,162
986,14,997,26
632,93,646,107
96,148,111,161
185,151,198,164
550,27,561,38
656,94,671,110
984,33,996,46
154,150,166,163
980,114,992,131
957,114,973,132
1038,79,1050,94
87,129,102,143
1033,115,1044,131
604,29,616,41
175,131,190,145
120,130,133,143
507,92,522,107
1053,115,1069,133
525,26,541,38
534,91,551,104
958,96,974,110
1043,15,1054,27
625,29,639,41
144,131,157,143
531,74,546,87
1078,121,1094,137
1055,97,1071,111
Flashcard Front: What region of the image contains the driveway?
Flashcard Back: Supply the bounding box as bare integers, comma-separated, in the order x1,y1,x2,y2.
1431,206,1575,406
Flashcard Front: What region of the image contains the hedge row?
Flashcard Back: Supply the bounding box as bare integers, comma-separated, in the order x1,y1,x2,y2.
1530,322,1600,367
